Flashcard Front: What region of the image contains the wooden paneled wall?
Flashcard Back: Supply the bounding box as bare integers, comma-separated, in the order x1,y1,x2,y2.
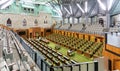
53,29,105,42
28,27,52,38
0,24,13,30
15,29,28,38
28,27,41,38
13,27,52,38
103,44,120,70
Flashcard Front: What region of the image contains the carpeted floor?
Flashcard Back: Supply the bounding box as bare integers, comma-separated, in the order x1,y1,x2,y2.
48,42,91,62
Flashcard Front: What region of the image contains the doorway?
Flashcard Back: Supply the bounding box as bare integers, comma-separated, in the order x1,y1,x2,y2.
30,33,32,38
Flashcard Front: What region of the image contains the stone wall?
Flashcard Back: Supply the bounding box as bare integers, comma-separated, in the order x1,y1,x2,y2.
0,12,52,29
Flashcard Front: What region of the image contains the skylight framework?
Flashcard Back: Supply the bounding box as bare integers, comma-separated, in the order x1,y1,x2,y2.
64,7,71,14
1,0,14,9
46,2,62,16
97,0,106,10
108,0,113,11
77,3,84,13
0,0,9,5
85,1,88,13
69,5,72,14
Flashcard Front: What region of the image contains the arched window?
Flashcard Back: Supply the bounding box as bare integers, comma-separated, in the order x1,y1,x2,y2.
7,18,12,26
23,19,27,26
34,19,38,26
44,16,47,24
99,18,104,27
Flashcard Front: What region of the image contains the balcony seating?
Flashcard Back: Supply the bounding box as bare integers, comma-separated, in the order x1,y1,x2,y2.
59,24,70,30
109,26,120,33
69,24,83,32
84,24,104,35
54,23,62,29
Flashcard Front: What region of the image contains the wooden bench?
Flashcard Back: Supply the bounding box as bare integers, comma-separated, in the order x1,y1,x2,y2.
57,52,62,56
71,60,77,64
63,56,70,61
52,58,60,66
52,53,58,57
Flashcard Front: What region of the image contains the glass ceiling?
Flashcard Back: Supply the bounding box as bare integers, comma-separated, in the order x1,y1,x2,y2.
0,0,120,18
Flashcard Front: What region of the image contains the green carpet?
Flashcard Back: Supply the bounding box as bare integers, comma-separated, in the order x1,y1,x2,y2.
48,42,92,62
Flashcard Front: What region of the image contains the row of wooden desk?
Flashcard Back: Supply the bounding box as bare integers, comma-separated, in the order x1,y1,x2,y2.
25,38,77,66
